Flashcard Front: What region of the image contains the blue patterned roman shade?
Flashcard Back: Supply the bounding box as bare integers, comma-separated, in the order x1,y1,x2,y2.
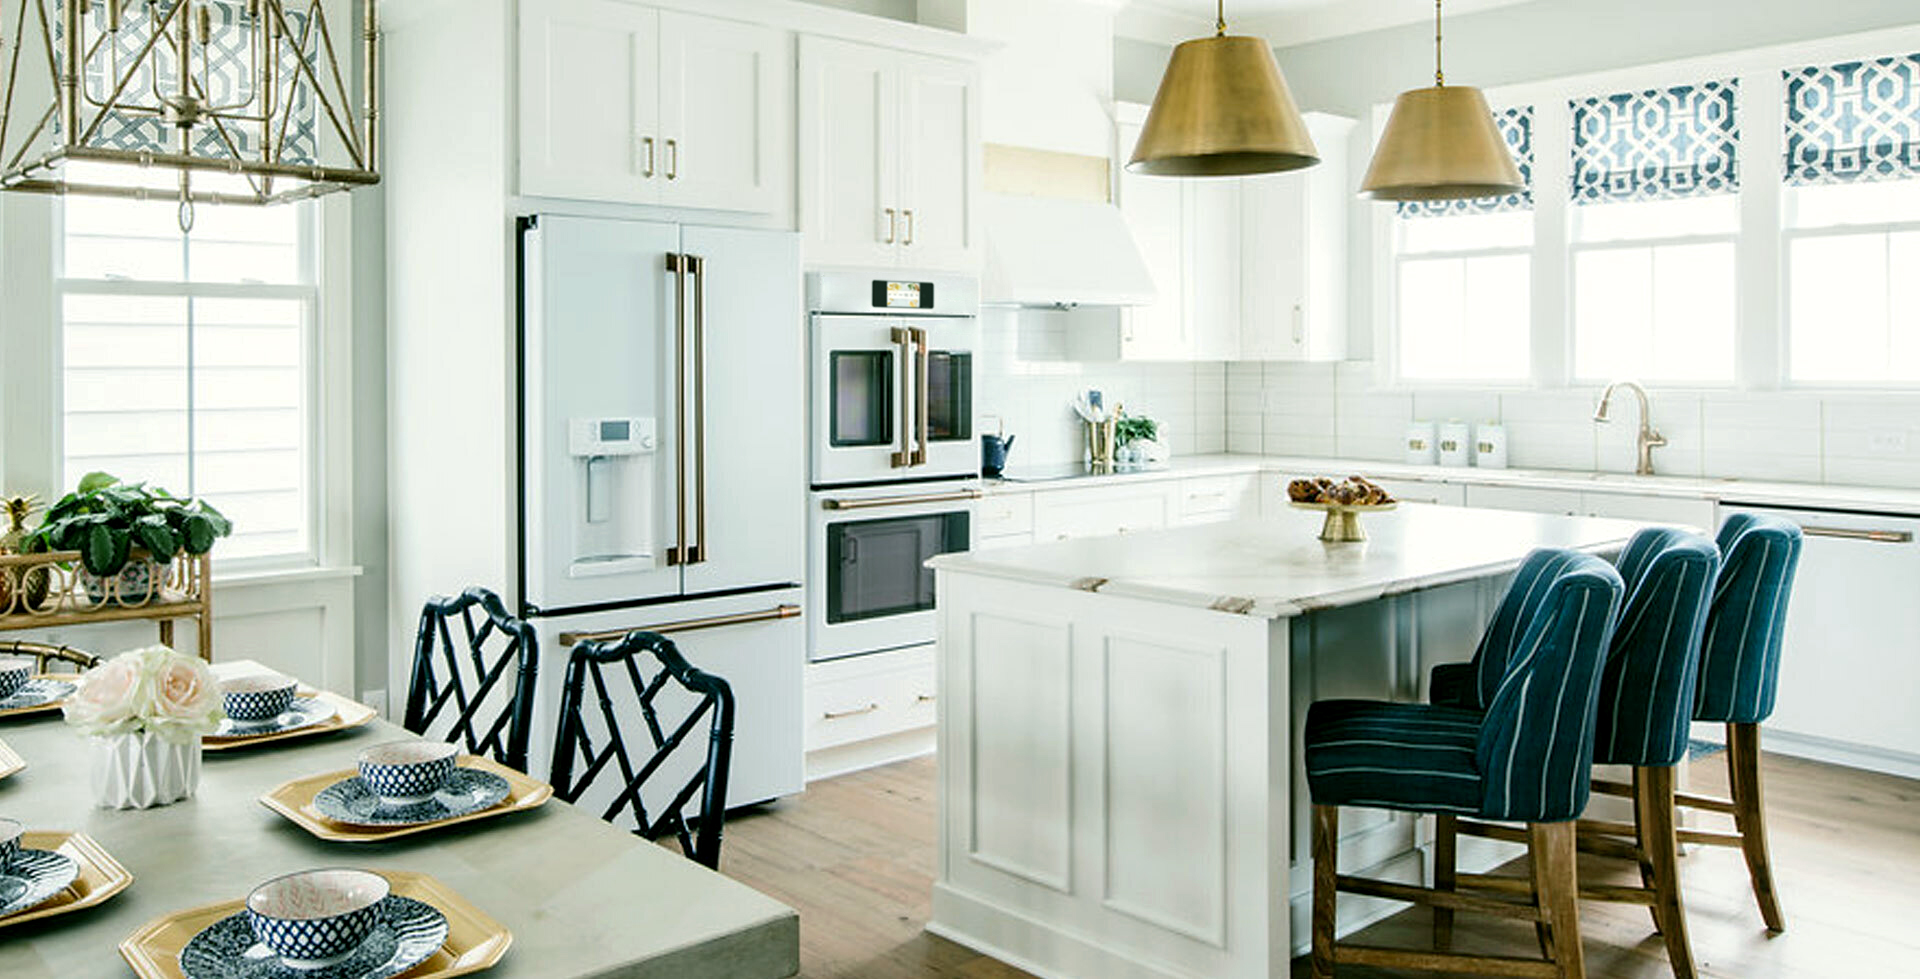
1570,80,1740,204
1784,54,1920,186
55,0,318,165
1397,106,1535,218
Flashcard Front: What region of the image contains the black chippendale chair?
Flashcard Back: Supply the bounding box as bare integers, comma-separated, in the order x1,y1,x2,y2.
404,587,540,773
549,630,735,870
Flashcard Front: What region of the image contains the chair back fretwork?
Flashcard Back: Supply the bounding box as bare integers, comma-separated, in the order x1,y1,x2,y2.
405,587,539,773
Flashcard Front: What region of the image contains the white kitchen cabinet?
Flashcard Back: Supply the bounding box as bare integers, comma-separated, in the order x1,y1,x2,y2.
1462,484,1583,516
1581,491,1714,529
1175,474,1262,525
805,643,938,752
1240,113,1354,362
1370,477,1465,507
800,36,981,271
1032,483,1176,541
520,3,786,212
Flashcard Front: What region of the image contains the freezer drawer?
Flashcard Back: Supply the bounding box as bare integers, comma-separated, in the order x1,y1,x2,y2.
530,588,806,815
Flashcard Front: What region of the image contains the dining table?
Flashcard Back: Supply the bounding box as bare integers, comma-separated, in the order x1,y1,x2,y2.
0,660,800,979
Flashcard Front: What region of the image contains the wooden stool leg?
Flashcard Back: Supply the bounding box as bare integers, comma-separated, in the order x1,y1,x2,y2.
1530,821,1586,979
1728,722,1786,933
1639,766,1697,979
1631,767,1663,935
1312,804,1339,979
1433,813,1457,951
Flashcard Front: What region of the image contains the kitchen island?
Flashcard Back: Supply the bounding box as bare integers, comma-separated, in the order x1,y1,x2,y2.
926,503,1650,979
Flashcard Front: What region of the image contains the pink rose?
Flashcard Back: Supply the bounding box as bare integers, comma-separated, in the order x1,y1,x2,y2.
63,655,149,737
137,646,223,743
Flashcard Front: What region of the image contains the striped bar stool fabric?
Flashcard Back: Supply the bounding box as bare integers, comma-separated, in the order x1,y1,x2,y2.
1305,548,1625,979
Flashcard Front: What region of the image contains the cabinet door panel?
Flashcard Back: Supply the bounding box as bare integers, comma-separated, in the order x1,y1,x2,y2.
1116,118,1186,360
1462,484,1581,516
519,0,657,203
657,12,786,214
1033,486,1174,541
1240,172,1307,360
799,37,900,268
1186,179,1242,360
897,54,981,272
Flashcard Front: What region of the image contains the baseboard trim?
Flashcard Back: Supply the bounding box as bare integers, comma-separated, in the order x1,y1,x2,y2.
1758,728,1920,780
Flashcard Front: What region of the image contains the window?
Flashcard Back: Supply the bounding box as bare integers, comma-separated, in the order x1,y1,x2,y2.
1393,107,1535,382
1568,81,1740,384
1783,54,1920,385
58,174,317,565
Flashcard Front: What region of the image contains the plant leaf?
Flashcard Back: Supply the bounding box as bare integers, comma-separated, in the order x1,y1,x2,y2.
83,523,131,576
133,515,177,558
183,514,217,554
76,471,120,494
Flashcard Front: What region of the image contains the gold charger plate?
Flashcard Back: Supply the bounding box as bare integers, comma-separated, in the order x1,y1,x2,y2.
120,869,512,979
0,738,22,779
0,831,134,929
0,673,77,719
260,753,554,843
202,688,376,751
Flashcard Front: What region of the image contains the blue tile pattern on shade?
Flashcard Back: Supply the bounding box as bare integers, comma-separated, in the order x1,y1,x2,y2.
0,848,82,918
181,896,448,979
1571,80,1740,203
1398,106,1535,218
314,768,513,828
1785,53,1920,186
52,0,318,164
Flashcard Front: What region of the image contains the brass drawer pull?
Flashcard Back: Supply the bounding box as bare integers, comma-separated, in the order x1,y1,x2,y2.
824,702,881,720
821,488,983,511
914,694,936,705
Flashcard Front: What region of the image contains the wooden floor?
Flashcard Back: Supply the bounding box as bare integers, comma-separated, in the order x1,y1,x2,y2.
717,751,1920,979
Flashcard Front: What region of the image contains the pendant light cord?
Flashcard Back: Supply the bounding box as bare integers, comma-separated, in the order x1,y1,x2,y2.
1216,0,1226,37
1433,0,1445,87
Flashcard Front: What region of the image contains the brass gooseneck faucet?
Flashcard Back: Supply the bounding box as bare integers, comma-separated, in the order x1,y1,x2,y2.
1594,381,1667,476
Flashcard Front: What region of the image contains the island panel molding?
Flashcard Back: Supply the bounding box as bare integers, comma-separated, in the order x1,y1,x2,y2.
965,610,1074,895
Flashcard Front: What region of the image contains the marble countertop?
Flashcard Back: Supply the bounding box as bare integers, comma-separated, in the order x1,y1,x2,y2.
930,503,1648,619
983,453,1920,516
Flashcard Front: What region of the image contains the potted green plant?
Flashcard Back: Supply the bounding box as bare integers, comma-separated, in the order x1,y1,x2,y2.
1114,412,1161,465
24,472,233,605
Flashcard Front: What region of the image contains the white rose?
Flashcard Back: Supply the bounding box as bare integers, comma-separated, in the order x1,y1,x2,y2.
138,646,224,744
62,654,149,738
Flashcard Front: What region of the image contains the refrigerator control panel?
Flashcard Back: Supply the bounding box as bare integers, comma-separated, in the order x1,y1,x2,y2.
569,417,657,456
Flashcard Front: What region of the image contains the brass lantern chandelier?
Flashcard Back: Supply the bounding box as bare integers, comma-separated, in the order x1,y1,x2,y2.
1128,0,1318,177
1360,0,1521,201
0,0,380,230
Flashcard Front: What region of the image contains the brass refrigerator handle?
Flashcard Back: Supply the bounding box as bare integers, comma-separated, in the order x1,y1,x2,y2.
889,326,913,468
558,603,802,647
1800,525,1913,544
883,207,897,244
911,327,929,466
821,488,983,510
665,138,678,180
640,136,654,178
666,253,689,566
690,253,708,565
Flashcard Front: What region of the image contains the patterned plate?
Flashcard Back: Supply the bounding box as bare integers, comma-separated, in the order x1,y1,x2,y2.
178,895,448,979
0,678,77,714
0,848,82,919
311,768,513,828
212,698,339,739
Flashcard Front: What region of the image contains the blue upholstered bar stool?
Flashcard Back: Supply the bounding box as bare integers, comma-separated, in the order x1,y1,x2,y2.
1429,528,1721,979
1305,549,1625,979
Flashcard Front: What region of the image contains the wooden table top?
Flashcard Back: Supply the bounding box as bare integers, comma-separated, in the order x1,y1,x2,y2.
0,662,798,979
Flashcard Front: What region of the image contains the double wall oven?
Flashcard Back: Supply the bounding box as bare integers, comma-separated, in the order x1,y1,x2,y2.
808,272,980,663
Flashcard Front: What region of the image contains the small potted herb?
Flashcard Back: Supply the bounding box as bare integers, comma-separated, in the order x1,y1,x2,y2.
1114,412,1162,465
25,472,233,605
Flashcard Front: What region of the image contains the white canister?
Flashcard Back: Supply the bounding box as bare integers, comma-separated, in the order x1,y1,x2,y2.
1475,422,1509,470
1404,422,1438,465
1437,421,1471,468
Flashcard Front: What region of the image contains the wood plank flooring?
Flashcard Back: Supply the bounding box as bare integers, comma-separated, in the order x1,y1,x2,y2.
716,751,1920,979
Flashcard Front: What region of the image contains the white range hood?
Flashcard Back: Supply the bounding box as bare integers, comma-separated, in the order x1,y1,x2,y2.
980,192,1156,307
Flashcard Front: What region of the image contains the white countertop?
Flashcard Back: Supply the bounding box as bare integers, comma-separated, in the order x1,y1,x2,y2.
930,503,1648,619
985,453,1920,516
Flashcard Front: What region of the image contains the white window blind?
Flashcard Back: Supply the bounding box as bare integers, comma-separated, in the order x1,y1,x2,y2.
59,182,316,565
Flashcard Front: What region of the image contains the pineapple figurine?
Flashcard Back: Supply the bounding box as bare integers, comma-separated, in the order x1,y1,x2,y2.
0,494,50,613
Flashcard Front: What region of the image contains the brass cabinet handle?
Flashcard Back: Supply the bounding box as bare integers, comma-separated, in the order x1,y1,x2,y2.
689,253,708,565
824,702,881,720
666,253,690,566
640,136,655,178
821,488,983,511
911,326,929,466
903,208,915,245
1801,525,1913,544
559,604,801,646
665,138,678,180
889,326,914,468
883,207,897,244
1292,303,1305,345
914,693,936,705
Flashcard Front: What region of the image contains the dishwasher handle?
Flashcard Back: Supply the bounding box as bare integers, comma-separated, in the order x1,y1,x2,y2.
1800,525,1913,544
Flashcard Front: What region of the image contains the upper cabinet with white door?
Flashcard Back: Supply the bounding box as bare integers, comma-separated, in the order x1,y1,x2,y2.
519,1,788,214
1240,112,1354,361
799,35,982,271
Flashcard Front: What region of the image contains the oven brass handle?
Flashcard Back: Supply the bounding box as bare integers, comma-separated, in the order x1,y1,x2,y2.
666,253,690,566
883,207,897,245
640,136,655,178
665,138,678,180
1800,525,1912,544
824,702,881,720
889,326,914,468
903,208,915,246
558,603,802,647
689,253,708,565
911,326,929,467
821,488,983,511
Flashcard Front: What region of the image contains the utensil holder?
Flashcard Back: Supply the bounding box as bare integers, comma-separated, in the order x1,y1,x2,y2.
1085,418,1117,468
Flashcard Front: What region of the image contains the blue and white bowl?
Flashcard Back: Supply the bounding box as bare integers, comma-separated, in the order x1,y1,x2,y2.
0,816,21,873
220,674,299,722
357,741,457,806
0,658,32,701
245,868,390,969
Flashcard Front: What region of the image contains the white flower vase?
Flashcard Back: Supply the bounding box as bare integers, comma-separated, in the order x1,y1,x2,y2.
91,731,201,809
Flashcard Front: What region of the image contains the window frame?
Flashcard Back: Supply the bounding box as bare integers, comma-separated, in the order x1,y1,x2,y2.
1370,23,1920,394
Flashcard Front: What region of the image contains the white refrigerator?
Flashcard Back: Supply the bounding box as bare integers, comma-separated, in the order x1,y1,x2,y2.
518,214,805,809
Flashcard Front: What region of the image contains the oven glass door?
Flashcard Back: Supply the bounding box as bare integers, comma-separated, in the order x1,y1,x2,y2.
916,318,978,477
810,495,973,661
811,315,908,486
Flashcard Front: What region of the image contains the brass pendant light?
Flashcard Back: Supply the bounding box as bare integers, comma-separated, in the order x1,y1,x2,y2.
1127,0,1318,177
1360,0,1523,201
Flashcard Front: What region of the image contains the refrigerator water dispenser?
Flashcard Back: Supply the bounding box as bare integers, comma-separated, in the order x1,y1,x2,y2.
566,417,657,577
